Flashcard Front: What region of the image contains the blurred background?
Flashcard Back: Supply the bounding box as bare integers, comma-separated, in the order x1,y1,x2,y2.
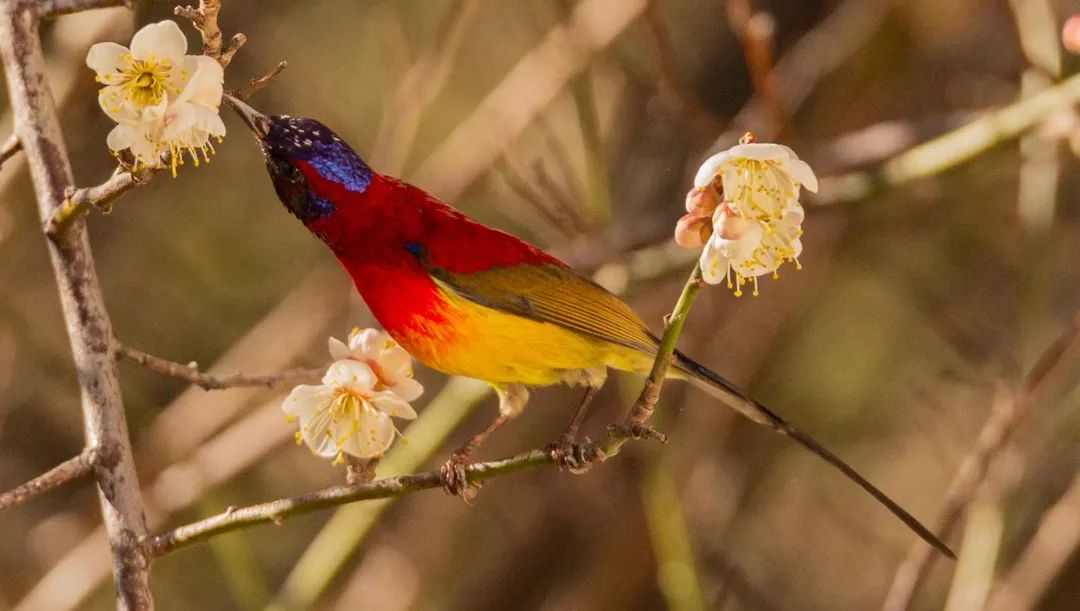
2,0,1080,609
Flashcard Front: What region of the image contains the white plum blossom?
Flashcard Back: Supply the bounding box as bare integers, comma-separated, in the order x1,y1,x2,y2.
328,328,424,402
86,20,225,175
689,133,816,296
693,140,817,223
283,328,424,463
700,203,804,296
283,360,418,463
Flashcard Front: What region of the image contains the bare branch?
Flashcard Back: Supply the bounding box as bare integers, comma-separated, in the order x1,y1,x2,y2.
882,313,1080,611
116,344,322,391
146,422,667,557
0,134,21,168
0,1,153,606
38,0,128,16
44,168,149,237
219,32,245,67
230,60,288,100
175,0,223,59
0,448,96,511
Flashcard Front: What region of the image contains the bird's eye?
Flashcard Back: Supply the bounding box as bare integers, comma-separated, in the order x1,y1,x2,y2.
282,164,304,184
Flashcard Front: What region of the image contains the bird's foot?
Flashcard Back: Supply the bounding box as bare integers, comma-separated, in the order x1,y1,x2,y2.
548,435,606,475
440,448,480,501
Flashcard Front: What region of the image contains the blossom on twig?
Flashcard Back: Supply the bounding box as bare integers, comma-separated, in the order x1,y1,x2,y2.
678,133,817,296
283,328,423,464
86,20,225,176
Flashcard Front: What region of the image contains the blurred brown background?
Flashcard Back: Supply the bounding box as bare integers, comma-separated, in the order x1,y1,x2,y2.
3,0,1080,609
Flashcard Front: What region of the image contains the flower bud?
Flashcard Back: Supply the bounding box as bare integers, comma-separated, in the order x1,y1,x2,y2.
674,213,711,249
713,203,750,240
685,185,720,216
1065,16,1080,54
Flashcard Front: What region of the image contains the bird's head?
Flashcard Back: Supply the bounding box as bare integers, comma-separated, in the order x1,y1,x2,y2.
225,94,373,228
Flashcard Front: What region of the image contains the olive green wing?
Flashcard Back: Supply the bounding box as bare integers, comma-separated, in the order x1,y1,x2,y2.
427,262,660,354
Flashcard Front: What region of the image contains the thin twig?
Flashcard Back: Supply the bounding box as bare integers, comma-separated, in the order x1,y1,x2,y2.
713,0,891,147
881,313,1080,611
230,60,288,100
0,448,96,511
116,344,322,391
147,426,655,557
0,134,20,169
725,0,788,138
45,168,147,237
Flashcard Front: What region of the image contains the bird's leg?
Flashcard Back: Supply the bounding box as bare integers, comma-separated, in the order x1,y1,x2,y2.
441,383,529,499
550,369,607,474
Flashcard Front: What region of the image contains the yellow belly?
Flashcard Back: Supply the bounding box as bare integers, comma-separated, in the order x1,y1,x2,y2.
394,289,654,386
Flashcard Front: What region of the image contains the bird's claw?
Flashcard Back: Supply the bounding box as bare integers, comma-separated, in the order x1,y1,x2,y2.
441,449,479,501
549,435,605,474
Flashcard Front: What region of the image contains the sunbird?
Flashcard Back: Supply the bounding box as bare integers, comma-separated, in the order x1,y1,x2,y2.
226,95,953,558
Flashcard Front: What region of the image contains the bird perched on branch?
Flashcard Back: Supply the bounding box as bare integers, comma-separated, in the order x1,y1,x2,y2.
225,95,953,559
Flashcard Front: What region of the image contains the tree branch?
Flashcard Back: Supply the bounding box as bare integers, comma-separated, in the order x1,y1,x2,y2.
175,0,223,60
0,448,96,511
38,0,128,16
146,262,705,557
229,60,288,100
0,133,21,169
0,1,153,607
116,344,322,390
882,312,1080,611
44,168,148,236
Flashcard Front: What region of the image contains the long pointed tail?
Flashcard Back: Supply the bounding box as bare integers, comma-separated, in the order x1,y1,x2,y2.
674,349,954,560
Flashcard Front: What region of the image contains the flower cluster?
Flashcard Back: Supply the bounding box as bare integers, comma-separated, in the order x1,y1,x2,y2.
676,133,817,296
86,20,226,176
283,328,423,464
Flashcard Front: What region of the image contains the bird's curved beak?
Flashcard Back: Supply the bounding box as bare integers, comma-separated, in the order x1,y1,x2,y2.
223,93,270,139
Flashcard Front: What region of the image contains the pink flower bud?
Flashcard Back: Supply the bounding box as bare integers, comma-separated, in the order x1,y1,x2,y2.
674,213,711,249
685,185,720,216
714,204,750,240
1064,16,1080,54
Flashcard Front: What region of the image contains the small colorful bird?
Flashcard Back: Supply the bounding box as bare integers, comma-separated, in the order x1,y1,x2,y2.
225,95,952,558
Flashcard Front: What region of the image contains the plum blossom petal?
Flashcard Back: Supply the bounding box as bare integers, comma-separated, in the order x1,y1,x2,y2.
282,348,423,464
87,20,225,174
326,327,424,402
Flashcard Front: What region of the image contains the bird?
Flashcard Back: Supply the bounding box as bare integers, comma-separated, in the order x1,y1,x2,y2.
224,94,953,559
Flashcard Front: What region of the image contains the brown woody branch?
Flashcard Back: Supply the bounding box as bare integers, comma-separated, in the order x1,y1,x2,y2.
0,448,97,511
0,134,20,168
0,0,154,606
38,0,128,16
229,60,288,100
146,422,667,556
175,0,223,60
116,344,322,390
45,168,149,237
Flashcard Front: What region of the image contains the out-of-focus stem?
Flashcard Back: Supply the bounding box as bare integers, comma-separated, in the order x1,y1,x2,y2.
819,72,1080,205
